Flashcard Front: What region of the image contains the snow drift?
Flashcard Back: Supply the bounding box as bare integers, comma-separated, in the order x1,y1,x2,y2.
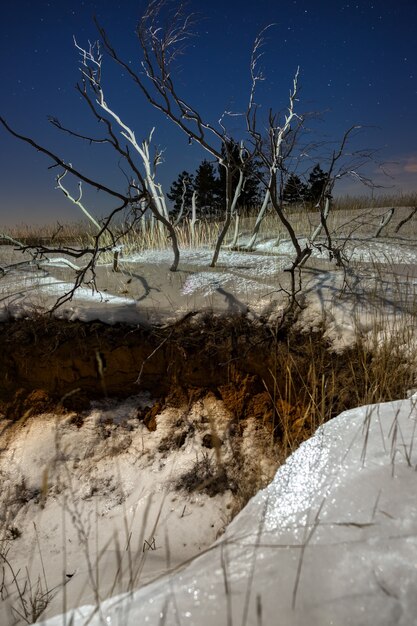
39,393,417,626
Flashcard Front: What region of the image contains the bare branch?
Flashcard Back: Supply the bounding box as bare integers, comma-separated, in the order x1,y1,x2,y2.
56,170,101,230
0,117,129,202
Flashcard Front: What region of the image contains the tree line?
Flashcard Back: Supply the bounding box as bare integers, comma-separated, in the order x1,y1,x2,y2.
168,155,329,219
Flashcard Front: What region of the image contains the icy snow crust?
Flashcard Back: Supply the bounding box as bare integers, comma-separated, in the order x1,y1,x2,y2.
41,395,417,626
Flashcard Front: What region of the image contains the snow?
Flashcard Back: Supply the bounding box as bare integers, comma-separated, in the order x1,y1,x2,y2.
2,233,417,350
0,264,138,324
256,236,417,266
37,394,417,626
0,246,287,325
0,394,244,625
2,213,417,625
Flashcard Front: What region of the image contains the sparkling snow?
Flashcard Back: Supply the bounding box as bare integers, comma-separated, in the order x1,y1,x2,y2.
39,395,417,626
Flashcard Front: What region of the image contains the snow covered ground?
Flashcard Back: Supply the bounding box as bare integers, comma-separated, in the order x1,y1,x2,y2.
37,393,417,626
2,229,417,350
1,213,417,625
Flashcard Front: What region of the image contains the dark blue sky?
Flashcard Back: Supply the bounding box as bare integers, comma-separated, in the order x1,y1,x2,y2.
1,0,416,225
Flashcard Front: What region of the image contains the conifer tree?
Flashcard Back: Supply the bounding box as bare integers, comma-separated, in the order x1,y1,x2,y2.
307,164,328,205
194,160,220,216
283,174,307,204
167,171,194,217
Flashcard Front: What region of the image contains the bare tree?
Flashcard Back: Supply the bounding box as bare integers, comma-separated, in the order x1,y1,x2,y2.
304,125,381,267
95,0,260,267
172,176,192,227
64,37,180,270
246,63,305,250
242,42,379,308
0,33,183,307
374,207,395,238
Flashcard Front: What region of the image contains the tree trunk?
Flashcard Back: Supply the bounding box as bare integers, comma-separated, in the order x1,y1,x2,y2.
210,167,243,266
148,198,180,271
395,206,417,233
375,207,395,238
229,212,241,249
190,190,197,247
245,188,271,251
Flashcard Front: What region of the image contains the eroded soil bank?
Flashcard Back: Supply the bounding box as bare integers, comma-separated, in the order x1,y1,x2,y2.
0,314,411,445
0,313,414,624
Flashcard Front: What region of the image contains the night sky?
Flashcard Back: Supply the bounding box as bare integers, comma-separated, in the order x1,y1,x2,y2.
1,0,416,226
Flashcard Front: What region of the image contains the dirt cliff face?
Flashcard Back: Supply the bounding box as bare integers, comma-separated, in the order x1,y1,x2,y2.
0,315,277,399
0,316,287,434
0,313,410,445
0,315,272,414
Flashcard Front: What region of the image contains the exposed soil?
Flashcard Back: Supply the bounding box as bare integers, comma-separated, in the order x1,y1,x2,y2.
0,314,412,448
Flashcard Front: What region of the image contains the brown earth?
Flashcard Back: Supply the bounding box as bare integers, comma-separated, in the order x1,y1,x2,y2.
0,314,410,446
0,315,282,427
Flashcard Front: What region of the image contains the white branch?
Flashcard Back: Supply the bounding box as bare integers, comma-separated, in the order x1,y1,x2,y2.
56,170,101,230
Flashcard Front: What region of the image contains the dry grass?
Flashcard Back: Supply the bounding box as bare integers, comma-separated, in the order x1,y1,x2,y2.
2,222,96,248
0,537,57,625
164,311,417,513
3,192,416,258
332,191,417,211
